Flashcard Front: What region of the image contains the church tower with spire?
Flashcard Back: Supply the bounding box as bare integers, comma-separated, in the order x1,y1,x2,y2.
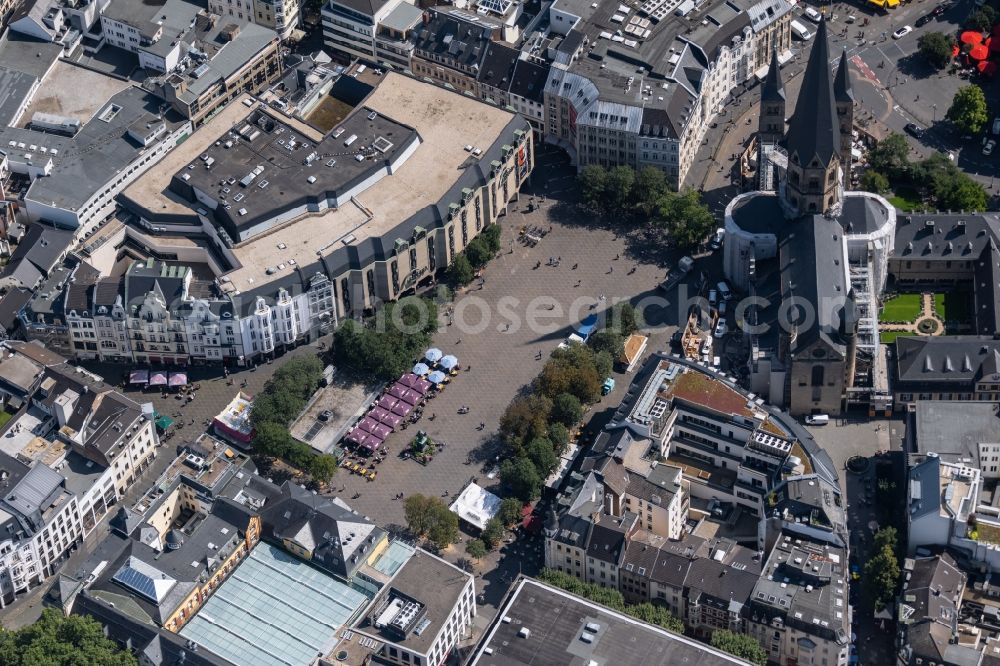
779,18,843,217
834,50,855,185
758,48,785,149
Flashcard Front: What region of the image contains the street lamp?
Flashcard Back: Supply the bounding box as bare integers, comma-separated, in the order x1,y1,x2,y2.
932,104,937,123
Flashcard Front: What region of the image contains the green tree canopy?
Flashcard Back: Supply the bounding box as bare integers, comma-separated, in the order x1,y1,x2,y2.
501,456,543,501
654,189,715,249
499,393,553,452
498,497,524,526
867,133,911,177
633,166,670,217
611,301,642,336
464,237,492,269
525,437,559,477
465,538,488,561
918,32,953,69
604,166,636,213
547,422,570,451
551,392,584,426
948,85,989,135
0,609,137,666
967,6,996,32
579,165,607,211
625,602,684,633
309,454,338,484
933,170,988,212
710,630,767,666
404,493,458,548
448,254,475,286
481,516,506,550
860,170,890,195
480,223,503,254
588,329,625,359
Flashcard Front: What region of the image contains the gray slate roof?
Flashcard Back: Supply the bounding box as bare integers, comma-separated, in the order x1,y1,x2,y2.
785,19,839,167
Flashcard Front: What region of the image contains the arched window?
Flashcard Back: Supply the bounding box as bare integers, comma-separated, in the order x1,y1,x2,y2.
811,365,825,386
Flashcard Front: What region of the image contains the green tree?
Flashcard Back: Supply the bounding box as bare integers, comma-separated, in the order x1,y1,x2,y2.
526,437,559,477
588,329,625,358
865,544,901,610
874,526,898,554
481,517,506,550
611,301,642,336
967,6,996,32
427,507,459,549
918,32,953,69
310,454,338,484
948,85,989,135
625,602,684,633
480,223,503,254
464,237,491,268
604,166,636,214
0,608,138,666
253,421,292,458
860,170,890,195
499,393,553,452
594,350,614,380
634,166,670,217
867,133,911,177
655,189,715,249
498,497,524,526
403,494,438,537
501,456,543,501
448,253,476,286
934,171,988,212
465,538,488,561
548,422,570,451
551,392,584,426
579,164,607,211
405,494,459,548
710,630,767,666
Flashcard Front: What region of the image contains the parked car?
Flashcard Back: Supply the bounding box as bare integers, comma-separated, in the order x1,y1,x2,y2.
915,13,934,26
992,116,1000,135
717,281,732,301
803,6,822,21
904,122,924,138
984,139,996,156
709,227,725,251
892,25,913,39
708,289,718,306
805,414,830,425
714,320,728,338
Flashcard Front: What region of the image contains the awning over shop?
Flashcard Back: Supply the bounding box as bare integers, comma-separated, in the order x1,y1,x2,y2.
168,372,188,387
149,372,167,386
155,415,174,430
129,370,149,384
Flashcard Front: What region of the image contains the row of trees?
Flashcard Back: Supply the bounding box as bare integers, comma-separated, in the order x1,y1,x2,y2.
861,132,988,211
497,303,640,501
709,629,769,666
578,165,715,249
403,493,527,553
448,224,503,286
0,609,137,666
864,526,902,611
331,296,439,380
537,569,685,633
249,356,339,484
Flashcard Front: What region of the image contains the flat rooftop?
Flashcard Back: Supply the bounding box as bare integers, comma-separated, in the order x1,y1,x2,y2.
20,60,131,126
471,578,746,665
180,542,371,666
123,73,522,296
290,375,376,455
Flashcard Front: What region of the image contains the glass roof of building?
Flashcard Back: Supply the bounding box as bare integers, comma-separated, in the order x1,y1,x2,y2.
180,543,372,666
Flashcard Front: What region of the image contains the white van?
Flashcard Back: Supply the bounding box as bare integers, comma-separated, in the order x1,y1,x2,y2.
803,7,822,22
791,19,813,40
805,414,830,426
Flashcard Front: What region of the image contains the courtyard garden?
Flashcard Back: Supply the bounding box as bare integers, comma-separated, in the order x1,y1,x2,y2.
878,291,974,343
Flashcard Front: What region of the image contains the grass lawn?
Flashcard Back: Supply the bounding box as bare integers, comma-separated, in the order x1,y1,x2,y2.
934,291,971,325
888,188,922,212
0,411,11,431
880,293,922,323
880,330,915,344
